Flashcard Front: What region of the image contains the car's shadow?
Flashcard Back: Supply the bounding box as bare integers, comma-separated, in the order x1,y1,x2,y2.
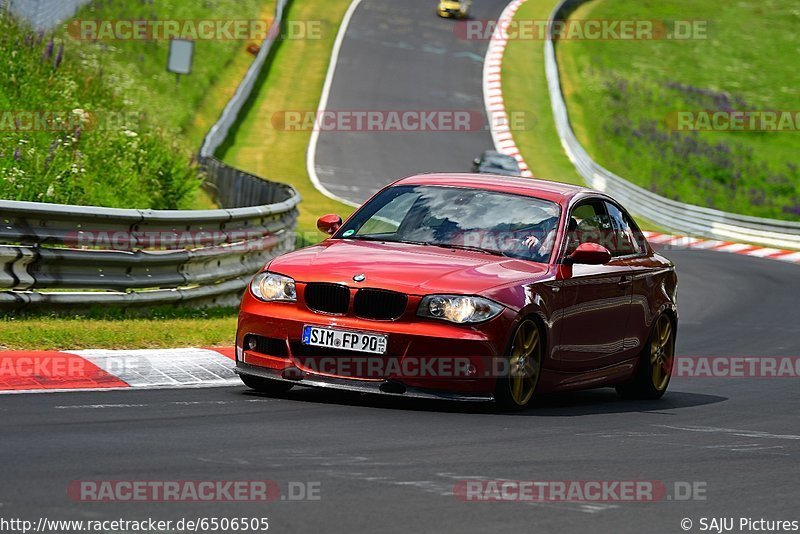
243,387,726,416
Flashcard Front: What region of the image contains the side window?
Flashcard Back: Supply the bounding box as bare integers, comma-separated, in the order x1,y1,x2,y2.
565,199,613,255
604,202,645,257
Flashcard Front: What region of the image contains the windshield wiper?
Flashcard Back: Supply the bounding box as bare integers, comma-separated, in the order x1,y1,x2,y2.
432,243,507,257
347,235,429,246
345,236,502,256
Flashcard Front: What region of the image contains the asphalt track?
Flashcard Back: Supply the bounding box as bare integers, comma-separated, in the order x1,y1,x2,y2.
2,1,799,532
312,0,508,204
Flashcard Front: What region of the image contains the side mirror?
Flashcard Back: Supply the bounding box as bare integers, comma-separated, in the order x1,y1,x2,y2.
317,214,343,235
473,158,481,166
566,242,612,265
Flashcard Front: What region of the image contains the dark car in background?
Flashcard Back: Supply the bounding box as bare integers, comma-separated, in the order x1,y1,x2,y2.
472,150,522,176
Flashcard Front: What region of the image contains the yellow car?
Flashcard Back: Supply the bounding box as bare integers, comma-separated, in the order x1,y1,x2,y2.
437,0,471,19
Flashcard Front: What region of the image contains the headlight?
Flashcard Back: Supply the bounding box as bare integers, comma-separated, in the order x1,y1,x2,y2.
417,295,503,324
250,272,296,302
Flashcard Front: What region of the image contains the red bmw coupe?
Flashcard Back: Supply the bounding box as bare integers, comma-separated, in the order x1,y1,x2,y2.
236,174,678,410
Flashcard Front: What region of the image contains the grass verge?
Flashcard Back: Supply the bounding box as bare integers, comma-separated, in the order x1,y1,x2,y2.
501,0,584,187
1,0,276,209
555,0,799,220
0,309,237,350
502,0,674,231
1,0,355,349
66,0,277,153
219,0,355,240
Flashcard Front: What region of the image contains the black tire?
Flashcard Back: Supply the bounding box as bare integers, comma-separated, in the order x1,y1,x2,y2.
495,318,543,411
240,374,294,394
616,314,675,400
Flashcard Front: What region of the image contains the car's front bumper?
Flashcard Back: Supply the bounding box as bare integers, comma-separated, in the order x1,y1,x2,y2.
236,291,516,399
236,362,494,402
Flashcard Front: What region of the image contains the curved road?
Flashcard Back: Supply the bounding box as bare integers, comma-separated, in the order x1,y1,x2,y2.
2,1,799,533
313,0,508,204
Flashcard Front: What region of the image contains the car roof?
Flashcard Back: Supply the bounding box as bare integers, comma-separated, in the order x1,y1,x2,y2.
394,173,592,204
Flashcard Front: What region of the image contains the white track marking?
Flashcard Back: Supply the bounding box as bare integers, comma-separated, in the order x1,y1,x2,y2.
745,247,783,258
775,251,800,263
657,425,800,441
483,0,534,177
712,243,755,253
54,399,274,410
647,233,677,244
305,0,365,208
0,382,240,396
65,348,239,388
646,232,800,264
665,236,701,247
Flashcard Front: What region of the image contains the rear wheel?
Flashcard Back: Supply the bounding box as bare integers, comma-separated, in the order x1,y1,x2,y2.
495,319,543,411
240,374,294,394
616,314,675,400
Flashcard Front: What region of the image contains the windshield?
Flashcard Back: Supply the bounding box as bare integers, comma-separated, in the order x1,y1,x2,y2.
334,185,561,263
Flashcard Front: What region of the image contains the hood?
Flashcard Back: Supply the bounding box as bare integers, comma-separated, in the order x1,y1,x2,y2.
267,239,551,295
440,1,463,8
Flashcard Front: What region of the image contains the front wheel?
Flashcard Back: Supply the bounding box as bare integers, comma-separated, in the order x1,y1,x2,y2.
495,319,543,411
616,314,675,400
240,374,294,395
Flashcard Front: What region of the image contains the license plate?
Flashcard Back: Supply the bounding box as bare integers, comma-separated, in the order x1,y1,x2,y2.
302,325,388,355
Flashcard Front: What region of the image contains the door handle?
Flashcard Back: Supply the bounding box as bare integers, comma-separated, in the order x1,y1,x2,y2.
618,276,633,288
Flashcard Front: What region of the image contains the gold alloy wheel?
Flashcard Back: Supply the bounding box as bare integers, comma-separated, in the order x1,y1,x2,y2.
650,315,675,391
508,319,542,406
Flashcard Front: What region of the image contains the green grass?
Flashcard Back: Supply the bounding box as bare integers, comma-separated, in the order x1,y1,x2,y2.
555,0,800,220
501,0,585,187
501,0,660,233
64,0,276,152
0,16,197,208
0,308,237,350
219,0,355,242
0,0,274,209
1,0,356,349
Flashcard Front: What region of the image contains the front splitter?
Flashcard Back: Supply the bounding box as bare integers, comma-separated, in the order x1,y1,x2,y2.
235,362,494,402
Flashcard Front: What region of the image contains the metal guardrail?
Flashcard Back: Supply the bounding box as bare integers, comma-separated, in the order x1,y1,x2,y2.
545,0,800,250
1,0,299,311
0,173,299,310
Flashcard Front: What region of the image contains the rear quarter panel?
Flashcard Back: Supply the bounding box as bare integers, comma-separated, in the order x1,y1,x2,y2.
626,253,678,355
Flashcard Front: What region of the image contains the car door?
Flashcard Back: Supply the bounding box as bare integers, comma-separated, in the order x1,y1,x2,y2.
550,198,634,372
604,200,662,360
